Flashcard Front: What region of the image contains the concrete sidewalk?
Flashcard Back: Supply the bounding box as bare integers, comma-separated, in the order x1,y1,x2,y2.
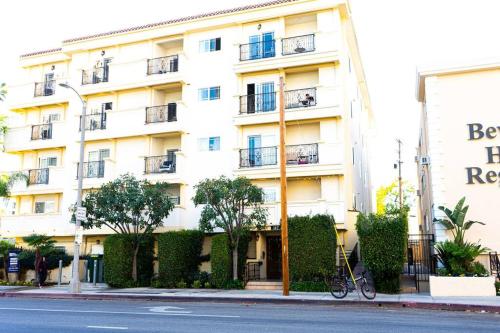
1,284,499,313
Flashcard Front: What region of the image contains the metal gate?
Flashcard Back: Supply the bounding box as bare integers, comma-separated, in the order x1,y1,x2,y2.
405,234,436,292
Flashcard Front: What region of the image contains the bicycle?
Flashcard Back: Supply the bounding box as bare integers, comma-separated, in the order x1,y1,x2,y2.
328,270,376,300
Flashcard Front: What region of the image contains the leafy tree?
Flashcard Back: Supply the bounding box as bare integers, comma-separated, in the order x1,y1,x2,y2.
193,176,267,280
434,197,485,246
80,174,175,282
0,240,14,281
375,180,414,214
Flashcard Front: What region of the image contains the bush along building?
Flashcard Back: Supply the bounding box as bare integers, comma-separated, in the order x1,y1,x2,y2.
1,0,373,287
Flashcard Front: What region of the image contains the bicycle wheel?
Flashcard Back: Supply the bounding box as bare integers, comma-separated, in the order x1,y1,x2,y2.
329,277,348,299
360,280,376,300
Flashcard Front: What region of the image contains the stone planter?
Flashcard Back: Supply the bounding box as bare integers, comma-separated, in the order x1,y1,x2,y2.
429,276,496,297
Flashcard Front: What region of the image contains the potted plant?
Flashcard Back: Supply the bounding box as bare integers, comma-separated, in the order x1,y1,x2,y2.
430,197,496,297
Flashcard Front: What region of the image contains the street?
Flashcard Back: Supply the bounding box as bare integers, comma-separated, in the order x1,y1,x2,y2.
0,298,497,332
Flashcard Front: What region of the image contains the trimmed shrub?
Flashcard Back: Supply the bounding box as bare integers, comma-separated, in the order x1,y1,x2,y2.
158,230,204,287
103,234,154,288
356,212,408,293
18,248,72,272
289,215,337,282
209,233,250,288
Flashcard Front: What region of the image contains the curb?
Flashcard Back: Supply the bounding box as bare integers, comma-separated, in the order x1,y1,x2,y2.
1,291,499,313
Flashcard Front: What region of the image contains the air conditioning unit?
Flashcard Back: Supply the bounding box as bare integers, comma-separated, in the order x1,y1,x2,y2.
420,156,430,165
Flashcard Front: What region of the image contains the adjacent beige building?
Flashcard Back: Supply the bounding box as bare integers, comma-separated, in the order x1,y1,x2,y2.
416,59,500,258
1,0,373,280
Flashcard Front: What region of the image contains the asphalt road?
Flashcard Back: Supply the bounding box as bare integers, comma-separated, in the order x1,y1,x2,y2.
0,298,498,332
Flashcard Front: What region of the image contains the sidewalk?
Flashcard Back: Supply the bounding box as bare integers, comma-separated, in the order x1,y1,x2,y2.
1,284,499,313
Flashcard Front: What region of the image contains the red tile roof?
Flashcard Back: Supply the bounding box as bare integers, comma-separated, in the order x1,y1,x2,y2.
63,0,298,44
20,48,63,58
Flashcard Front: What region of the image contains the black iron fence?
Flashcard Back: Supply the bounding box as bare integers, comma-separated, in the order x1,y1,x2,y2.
490,252,499,279
240,40,276,61
144,155,177,174
281,34,315,56
80,113,106,131
239,92,276,114
145,103,177,123
28,168,49,185
77,161,105,179
239,146,278,168
284,87,317,109
82,66,109,85
34,80,55,97
285,143,319,165
31,123,52,140
405,234,436,292
244,262,261,282
147,55,179,75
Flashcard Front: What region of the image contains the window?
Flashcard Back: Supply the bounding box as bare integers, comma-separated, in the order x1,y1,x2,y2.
199,37,221,52
42,113,60,123
34,201,55,214
102,102,113,111
39,157,57,168
262,188,276,203
198,137,220,151
198,86,220,101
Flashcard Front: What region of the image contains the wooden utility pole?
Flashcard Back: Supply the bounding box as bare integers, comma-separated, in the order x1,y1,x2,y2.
279,76,289,296
396,139,403,209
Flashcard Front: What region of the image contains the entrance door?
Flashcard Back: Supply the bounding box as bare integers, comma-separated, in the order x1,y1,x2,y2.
266,236,282,280
248,135,261,167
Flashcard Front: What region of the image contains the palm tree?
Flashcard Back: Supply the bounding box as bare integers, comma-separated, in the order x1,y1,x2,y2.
0,172,28,197
434,197,485,245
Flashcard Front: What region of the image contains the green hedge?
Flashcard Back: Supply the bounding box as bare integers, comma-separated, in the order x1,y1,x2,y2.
289,215,337,283
103,234,154,288
356,212,408,293
158,230,204,287
18,248,72,272
210,233,250,288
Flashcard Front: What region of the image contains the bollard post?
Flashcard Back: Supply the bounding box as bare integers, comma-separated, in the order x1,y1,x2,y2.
93,260,97,286
57,259,63,287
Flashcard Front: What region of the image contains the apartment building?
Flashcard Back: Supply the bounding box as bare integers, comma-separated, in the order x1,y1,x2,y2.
1,0,373,280
416,59,500,265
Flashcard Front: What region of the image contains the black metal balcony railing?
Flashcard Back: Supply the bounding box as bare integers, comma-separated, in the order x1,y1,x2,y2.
147,55,179,75
239,146,278,168
240,40,276,61
239,143,319,168
82,66,109,85
239,92,276,114
31,123,52,140
285,143,319,165
80,113,106,131
144,155,177,174
281,34,315,56
145,104,177,124
284,87,317,109
34,80,55,97
77,161,105,179
28,168,49,185
169,196,180,205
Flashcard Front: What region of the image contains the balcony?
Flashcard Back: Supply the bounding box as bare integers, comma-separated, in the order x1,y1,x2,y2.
145,104,177,124
80,113,106,131
147,55,179,75
34,80,55,97
239,92,276,114
281,34,315,56
264,201,345,226
239,144,319,169
144,155,176,174
284,87,316,109
239,40,276,61
28,168,49,185
77,161,105,179
82,66,109,85
31,123,52,140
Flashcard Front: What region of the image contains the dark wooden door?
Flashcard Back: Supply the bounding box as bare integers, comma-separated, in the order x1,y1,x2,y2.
266,236,282,280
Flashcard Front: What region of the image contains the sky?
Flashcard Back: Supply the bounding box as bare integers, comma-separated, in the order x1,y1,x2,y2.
1,0,500,191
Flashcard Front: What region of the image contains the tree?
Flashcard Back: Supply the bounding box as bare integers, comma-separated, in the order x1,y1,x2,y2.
80,174,175,282
0,240,14,282
375,180,415,214
434,197,485,246
0,172,29,197
193,176,267,280
22,234,56,253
